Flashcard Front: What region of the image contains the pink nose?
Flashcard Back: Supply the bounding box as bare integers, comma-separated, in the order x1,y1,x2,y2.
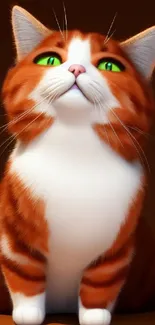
68,64,86,78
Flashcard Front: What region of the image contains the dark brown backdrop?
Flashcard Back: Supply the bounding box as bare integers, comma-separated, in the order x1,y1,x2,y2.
0,0,155,315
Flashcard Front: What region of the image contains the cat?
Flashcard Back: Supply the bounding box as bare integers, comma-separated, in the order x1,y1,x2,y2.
0,5,155,325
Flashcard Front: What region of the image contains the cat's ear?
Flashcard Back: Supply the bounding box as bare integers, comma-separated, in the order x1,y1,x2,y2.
121,26,155,79
12,6,51,60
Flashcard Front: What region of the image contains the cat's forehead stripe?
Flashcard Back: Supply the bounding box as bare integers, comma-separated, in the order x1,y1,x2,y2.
67,37,91,63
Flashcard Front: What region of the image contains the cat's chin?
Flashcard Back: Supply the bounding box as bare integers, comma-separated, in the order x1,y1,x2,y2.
53,88,93,123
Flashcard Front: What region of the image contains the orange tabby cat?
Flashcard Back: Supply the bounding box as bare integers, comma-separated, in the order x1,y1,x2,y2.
0,5,155,325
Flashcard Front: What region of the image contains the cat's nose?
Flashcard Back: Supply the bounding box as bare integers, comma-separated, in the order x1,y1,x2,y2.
68,64,86,78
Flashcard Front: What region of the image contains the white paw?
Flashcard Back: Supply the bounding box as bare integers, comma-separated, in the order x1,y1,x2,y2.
79,308,111,325
13,306,45,325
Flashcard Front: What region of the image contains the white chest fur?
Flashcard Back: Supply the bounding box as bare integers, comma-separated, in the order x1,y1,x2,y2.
11,121,142,313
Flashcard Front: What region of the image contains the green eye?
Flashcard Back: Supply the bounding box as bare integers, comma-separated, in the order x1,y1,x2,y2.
35,54,62,66
97,59,124,72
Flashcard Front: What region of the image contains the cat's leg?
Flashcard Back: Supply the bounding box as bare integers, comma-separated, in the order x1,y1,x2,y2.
0,178,48,325
79,181,145,325
1,231,47,325
79,238,134,325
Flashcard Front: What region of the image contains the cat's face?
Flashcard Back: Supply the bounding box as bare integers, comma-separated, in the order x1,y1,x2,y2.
2,6,155,161
29,32,123,124
7,31,148,123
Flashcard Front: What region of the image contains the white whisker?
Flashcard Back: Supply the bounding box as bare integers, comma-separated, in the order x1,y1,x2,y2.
104,29,116,45
0,112,44,158
92,91,111,146
49,90,60,105
0,89,60,157
127,126,153,140
104,12,117,44
0,77,65,144
63,1,68,41
0,92,53,137
110,109,151,173
91,79,150,171
52,9,65,41
91,87,123,148
41,81,65,97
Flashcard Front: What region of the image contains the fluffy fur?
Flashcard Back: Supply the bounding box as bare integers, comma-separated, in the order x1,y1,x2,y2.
0,5,155,325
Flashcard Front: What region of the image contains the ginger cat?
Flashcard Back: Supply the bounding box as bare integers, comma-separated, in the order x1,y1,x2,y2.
0,5,155,325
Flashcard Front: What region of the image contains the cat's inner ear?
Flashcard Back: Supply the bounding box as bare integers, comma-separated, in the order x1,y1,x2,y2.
12,6,52,60
121,27,155,79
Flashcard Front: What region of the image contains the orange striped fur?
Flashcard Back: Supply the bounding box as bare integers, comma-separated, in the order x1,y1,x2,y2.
80,183,145,309
0,5,155,325
0,166,48,297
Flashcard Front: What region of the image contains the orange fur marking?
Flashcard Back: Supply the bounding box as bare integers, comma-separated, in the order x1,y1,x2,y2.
0,164,48,296
80,183,145,308
2,265,45,296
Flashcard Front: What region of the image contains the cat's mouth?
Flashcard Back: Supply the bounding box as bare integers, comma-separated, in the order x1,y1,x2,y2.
70,83,79,90
58,82,82,98
66,82,91,102
55,82,91,103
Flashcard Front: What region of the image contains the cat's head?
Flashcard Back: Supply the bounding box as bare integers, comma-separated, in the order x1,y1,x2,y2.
2,6,155,161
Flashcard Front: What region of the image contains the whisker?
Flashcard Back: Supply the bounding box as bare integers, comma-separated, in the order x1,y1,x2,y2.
0,89,60,157
106,114,124,148
0,80,63,136
42,80,65,98
0,112,44,158
93,92,111,146
90,82,104,100
49,90,60,105
93,79,153,142
63,1,68,41
127,126,153,140
90,81,149,169
110,109,151,173
104,29,116,44
104,12,117,44
52,8,65,41
62,14,65,33
0,133,15,153
91,89,105,121
92,89,123,147
0,92,53,137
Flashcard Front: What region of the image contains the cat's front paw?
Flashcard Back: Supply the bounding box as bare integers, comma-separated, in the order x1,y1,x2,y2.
79,308,111,325
13,306,45,325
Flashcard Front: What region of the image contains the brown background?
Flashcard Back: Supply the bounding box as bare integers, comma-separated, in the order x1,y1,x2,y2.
1,0,155,316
